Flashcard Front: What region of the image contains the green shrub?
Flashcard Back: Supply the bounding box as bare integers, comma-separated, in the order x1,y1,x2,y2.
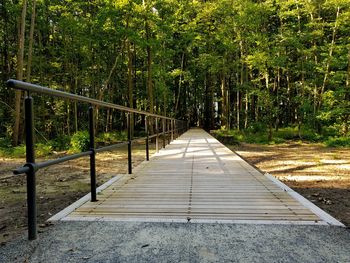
70,131,90,152
246,122,266,133
0,137,12,148
35,143,53,157
97,131,127,144
49,135,71,151
0,143,54,158
323,126,340,137
10,145,26,157
325,137,350,147
300,129,322,142
211,130,240,145
216,133,240,145
275,127,298,140
244,133,271,144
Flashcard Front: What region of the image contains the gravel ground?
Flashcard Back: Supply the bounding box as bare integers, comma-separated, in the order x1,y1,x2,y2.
0,221,349,263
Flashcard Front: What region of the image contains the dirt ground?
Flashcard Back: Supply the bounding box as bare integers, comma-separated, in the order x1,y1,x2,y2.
231,142,350,227
1,141,349,245
0,142,156,245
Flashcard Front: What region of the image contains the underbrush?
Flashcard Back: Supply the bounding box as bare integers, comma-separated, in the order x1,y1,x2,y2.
212,126,350,147
0,130,133,158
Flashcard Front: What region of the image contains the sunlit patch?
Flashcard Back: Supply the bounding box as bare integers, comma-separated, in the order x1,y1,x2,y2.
278,175,348,182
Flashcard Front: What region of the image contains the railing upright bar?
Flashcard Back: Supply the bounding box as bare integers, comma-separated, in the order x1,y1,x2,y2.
155,117,159,153
167,120,170,144
175,120,178,138
127,113,132,174
162,118,165,148
171,119,174,142
88,106,97,202
24,95,37,241
145,116,149,161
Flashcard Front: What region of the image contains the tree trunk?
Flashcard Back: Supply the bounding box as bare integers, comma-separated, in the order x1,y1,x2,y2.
236,90,240,131
244,93,248,129
74,77,78,133
175,52,185,114
13,0,27,146
319,6,340,111
220,73,227,128
343,48,350,134
26,0,36,82
127,39,134,136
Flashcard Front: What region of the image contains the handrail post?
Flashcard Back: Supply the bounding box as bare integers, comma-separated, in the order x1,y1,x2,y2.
145,116,149,161
127,113,132,174
25,95,37,240
167,120,170,144
88,106,97,202
171,119,174,142
155,117,159,153
162,118,166,148
176,120,178,138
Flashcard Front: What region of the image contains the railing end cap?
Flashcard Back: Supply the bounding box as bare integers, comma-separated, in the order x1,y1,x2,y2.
6,79,16,88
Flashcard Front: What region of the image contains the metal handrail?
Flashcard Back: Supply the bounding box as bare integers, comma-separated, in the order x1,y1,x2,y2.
7,79,189,240
7,79,174,119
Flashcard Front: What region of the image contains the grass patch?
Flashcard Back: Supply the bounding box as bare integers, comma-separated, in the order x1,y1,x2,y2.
325,137,350,147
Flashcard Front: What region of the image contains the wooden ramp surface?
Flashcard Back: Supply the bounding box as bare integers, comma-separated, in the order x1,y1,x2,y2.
55,129,342,225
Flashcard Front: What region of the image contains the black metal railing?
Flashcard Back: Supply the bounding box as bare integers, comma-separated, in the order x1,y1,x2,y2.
7,79,188,240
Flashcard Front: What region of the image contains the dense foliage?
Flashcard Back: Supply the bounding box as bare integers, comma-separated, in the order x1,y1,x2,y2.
1,0,350,148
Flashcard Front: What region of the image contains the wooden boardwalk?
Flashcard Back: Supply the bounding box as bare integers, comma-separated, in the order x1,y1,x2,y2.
52,129,342,225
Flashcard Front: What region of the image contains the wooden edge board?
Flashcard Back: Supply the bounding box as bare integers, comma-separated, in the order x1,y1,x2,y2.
62,216,327,226
264,173,345,227
48,175,124,221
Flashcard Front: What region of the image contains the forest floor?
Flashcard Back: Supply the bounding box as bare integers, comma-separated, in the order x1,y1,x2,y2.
1,141,349,246
0,142,156,245
231,142,350,227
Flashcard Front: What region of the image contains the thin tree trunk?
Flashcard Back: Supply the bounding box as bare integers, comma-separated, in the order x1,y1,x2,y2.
127,38,134,135
236,90,240,131
319,6,340,110
220,73,227,128
175,52,185,114
13,0,27,146
244,93,248,129
74,77,78,133
26,0,36,82
343,48,350,134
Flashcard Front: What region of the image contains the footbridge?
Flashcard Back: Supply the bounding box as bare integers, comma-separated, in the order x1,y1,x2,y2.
51,128,341,225
3,80,349,263
7,79,343,240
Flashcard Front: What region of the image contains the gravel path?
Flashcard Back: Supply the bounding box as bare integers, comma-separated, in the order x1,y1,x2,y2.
1,221,349,262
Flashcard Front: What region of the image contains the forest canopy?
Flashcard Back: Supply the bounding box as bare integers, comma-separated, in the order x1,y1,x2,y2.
1,0,350,148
